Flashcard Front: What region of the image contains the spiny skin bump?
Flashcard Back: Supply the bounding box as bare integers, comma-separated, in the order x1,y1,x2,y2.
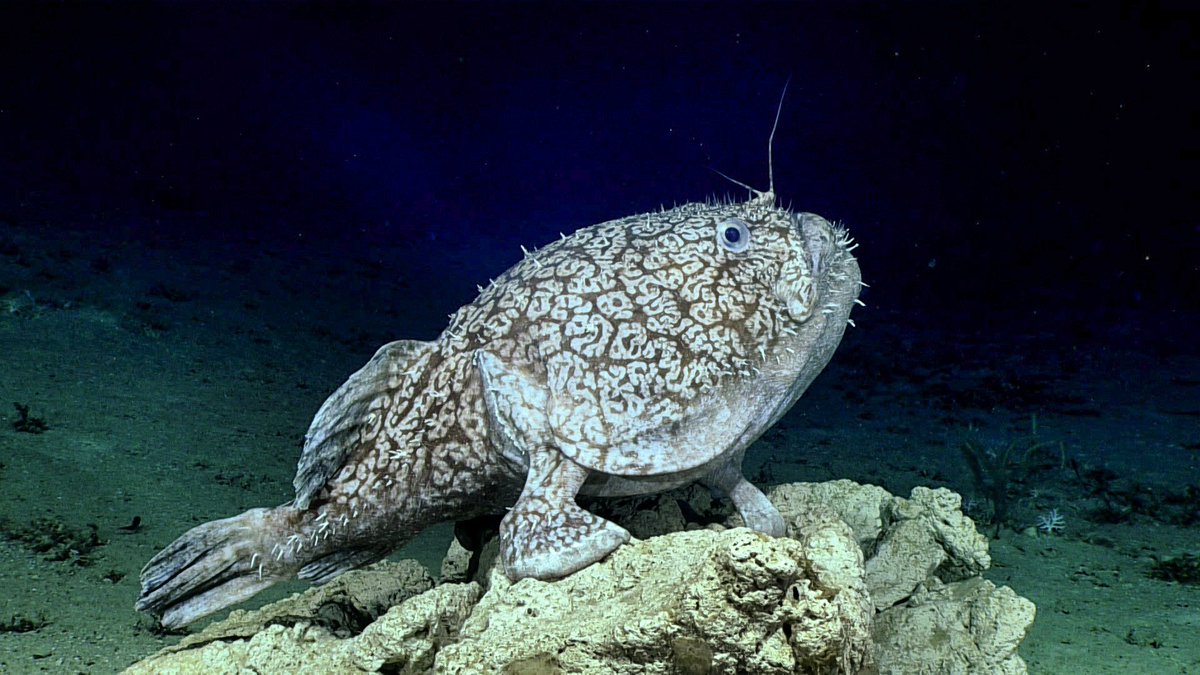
135,191,862,628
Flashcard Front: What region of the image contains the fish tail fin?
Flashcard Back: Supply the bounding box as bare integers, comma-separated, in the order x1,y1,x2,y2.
135,506,303,629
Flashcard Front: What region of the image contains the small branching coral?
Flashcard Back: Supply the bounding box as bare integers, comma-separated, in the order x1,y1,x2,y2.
960,419,1064,538
11,403,49,433
1035,509,1066,535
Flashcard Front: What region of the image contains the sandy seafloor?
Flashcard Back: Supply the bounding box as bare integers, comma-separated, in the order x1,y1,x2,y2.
0,211,1196,674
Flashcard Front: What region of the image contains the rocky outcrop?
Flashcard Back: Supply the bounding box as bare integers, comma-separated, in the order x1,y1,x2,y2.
765,481,992,610
437,524,873,674
868,576,1035,675
765,481,1029,674
124,481,1035,674
122,559,479,674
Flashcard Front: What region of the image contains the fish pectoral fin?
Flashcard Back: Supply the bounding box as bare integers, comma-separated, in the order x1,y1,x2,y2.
298,546,391,585
704,469,786,537
474,349,551,465
499,448,629,581
501,500,629,581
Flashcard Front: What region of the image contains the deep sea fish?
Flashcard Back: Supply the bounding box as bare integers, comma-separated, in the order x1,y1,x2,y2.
136,124,864,629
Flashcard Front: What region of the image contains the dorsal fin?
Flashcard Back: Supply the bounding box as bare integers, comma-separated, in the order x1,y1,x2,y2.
765,77,789,198
293,339,435,508
711,79,790,205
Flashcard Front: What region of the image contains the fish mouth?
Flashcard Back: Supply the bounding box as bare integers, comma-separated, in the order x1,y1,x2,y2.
796,212,838,278
773,212,838,322
775,211,862,325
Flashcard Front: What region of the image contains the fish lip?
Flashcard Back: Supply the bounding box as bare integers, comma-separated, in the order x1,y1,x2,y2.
775,211,859,323
794,212,835,276
771,212,832,321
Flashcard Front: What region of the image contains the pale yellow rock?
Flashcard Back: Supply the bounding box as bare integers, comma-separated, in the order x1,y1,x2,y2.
908,486,992,579
767,479,894,547
349,582,482,673
864,486,991,610
123,622,345,675
594,483,720,540
440,536,473,583
124,481,1033,674
123,561,478,675
868,576,1036,675
436,526,872,674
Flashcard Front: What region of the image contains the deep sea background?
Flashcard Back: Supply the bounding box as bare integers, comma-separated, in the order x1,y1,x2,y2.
0,2,1197,673
3,1,1195,314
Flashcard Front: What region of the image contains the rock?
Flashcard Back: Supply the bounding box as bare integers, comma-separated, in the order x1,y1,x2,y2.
348,582,482,673
589,483,733,540
172,559,431,647
863,486,991,610
767,481,992,612
123,480,1035,675
439,536,474,583
441,516,504,587
868,576,1036,675
124,581,481,674
123,560,473,674
766,479,894,546
436,526,872,674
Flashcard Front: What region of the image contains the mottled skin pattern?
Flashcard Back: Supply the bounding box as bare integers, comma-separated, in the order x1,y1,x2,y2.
136,191,862,628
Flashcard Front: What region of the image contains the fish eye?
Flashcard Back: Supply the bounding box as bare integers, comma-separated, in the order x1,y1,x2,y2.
715,218,751,253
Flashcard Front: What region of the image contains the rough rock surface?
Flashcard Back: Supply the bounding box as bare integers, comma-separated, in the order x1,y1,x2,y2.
124,481,1035,674
125,560,478,674
868,576,1036,675
438,526,872,674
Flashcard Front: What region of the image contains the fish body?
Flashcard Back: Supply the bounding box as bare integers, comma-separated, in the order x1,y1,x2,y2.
136,191,862,628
